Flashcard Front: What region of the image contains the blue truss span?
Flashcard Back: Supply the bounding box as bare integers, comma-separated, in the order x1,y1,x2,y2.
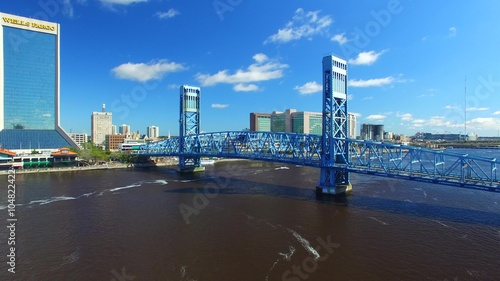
135,131,500,192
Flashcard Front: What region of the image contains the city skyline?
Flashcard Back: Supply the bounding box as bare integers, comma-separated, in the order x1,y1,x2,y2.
2,1,500,137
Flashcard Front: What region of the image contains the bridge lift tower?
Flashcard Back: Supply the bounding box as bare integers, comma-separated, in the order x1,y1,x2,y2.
178,85,205,172
317,55,352,195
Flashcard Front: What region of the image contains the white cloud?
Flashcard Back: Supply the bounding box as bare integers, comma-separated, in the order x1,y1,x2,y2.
448,26,457,37
195,54,288,88
350,112,362,118
294,81,322,95
466,117,500,130
253,53,268,63
444,105,457,109
397,112,413,121
100,0,147,5
466,107,489,112
155,8,179,19
362,96,373,100
112,59,186,82
348,76,394,87
366,114,386,121
211,104,229,109
331,33,348,45
264,8,332,44
348,50,384,65
493,111,500,115
409,116,462,130
233,83,259,92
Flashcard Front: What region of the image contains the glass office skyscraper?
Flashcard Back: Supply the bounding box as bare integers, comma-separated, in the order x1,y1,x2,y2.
0,12,77,150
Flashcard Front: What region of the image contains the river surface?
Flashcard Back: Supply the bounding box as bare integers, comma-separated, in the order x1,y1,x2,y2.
1,148,500,281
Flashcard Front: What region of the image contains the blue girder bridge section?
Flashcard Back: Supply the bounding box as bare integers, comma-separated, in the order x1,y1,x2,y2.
136,131,500,192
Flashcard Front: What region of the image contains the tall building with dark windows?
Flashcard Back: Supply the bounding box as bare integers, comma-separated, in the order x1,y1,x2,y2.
0,12,77,151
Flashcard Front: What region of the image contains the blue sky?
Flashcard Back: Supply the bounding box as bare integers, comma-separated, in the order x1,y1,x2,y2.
4,0,500,136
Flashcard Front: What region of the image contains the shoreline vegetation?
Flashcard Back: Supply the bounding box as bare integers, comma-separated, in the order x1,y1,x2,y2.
0,158,247,175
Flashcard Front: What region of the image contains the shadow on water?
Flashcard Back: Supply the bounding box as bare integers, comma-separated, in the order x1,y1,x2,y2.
163,175,500,228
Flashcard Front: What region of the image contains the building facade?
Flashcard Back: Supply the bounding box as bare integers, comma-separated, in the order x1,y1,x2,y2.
0,12,78,150
249,113,271,132
348,113,357,139
291,111,323,135
91,111,112,145
68,133,88,147
271,109,296,132
105,134,126,151
119,124,130,136
147,126,159,138
361,124,384,141
251,109,324,135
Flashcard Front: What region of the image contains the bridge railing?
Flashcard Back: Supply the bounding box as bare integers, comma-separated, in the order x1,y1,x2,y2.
342,138,499,190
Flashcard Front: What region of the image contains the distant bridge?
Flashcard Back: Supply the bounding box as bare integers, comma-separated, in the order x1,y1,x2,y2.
133,56,499,194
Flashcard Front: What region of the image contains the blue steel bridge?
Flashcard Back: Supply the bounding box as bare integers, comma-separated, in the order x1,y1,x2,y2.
134,56,500,194
136,131,500,193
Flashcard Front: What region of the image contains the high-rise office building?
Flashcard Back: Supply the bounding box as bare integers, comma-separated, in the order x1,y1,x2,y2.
361,124,384,141
91,107,112,145
348,113,357,139
147,126,159,138
119,124,130,136
0,12,78,150
291,111,323,135
249,113,271,132
111,125,117,135
271,109,296,132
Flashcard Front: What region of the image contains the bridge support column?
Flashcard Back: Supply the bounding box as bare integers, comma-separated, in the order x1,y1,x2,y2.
178,85,205,173
317,55,351,195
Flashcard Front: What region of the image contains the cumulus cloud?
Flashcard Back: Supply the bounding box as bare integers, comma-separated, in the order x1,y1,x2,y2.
195,53,287,91
466,117,500,130
253,53,268,63
233,83,259,92
348,50,385,65
397,112,413,121
264,8,332,44
494,111,500,115
366,114,387,121
112,59,186,82
349,74,409,88
156,8,179,19
211,104,229,109
466,107,489,112
348,76,394,87
331,33,348,45
294,81,322,95
448,26,457,37
444,105,458,109
409,116,462,130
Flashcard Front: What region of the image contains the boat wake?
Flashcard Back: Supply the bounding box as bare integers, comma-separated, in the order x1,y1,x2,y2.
287,228,320,260
25,179,169,207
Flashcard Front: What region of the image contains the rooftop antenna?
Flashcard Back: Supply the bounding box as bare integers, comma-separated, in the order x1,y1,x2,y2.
102,103,106,112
